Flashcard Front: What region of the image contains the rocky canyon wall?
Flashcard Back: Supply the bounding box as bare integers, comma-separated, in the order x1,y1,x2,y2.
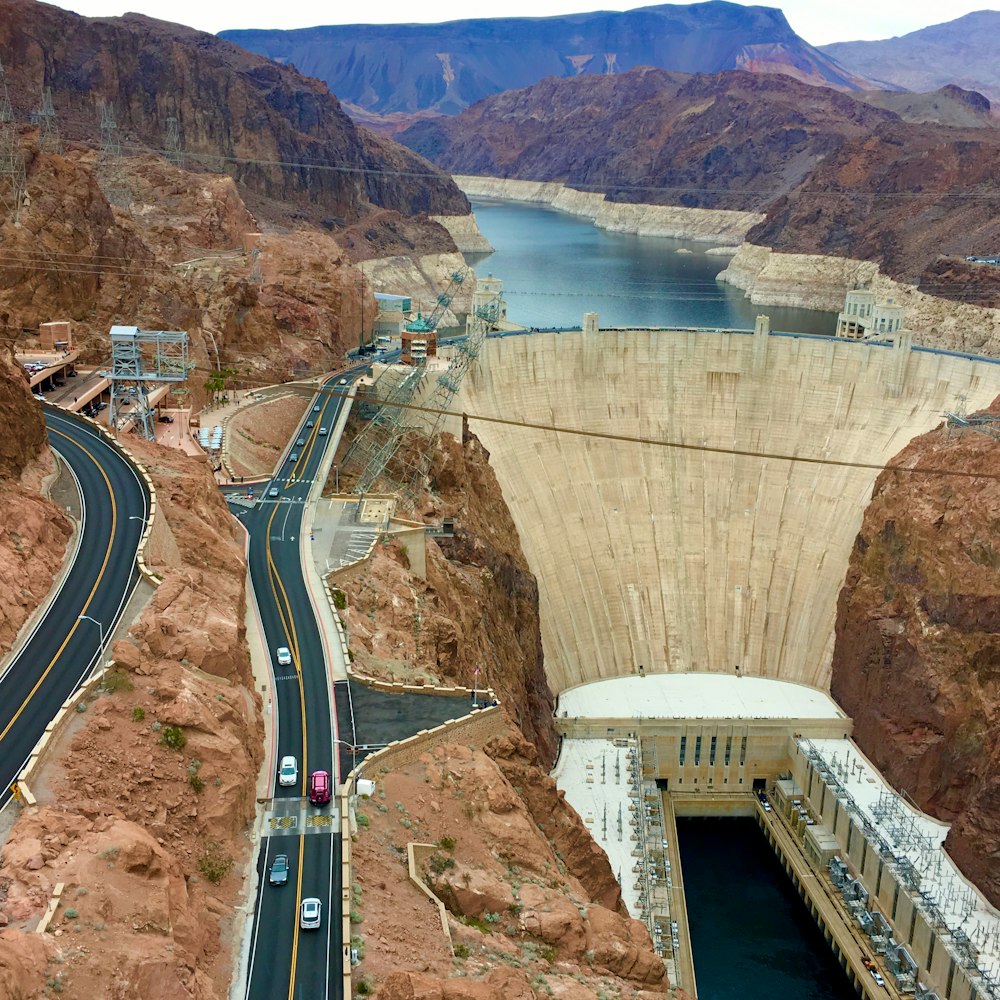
831,405,1000,908
338,431,557,766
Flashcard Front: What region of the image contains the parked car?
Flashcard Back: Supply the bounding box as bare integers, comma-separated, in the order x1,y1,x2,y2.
268,854,289,886
309,770,331,805
300,897,322,929
275,646,292,666
278,755,298,787
158,415,174,423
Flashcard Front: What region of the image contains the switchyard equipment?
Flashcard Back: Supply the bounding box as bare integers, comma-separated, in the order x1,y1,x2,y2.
102,326,190,439
343,275,503,499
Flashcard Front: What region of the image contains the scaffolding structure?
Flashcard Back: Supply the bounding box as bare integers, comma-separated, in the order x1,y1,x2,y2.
101,326,190,439
0,59,27,224
343,278,504,499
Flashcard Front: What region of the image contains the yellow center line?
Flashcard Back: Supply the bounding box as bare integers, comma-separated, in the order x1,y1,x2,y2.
0,427,117,744
287,832,307,1000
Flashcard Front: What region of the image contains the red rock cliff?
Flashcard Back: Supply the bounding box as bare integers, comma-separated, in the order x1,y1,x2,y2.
831,403,1000,907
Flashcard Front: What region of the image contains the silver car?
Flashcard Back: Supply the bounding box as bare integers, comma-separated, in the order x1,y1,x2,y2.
300,897,322,930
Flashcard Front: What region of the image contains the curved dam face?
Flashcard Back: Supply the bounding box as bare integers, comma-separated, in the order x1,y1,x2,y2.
460,329,1000,694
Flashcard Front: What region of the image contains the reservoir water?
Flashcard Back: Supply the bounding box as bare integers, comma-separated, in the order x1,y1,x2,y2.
468,198,836,335
678,817,858,1000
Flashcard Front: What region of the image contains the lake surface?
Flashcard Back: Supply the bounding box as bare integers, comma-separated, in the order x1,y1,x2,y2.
468,198,835,334
677,817,858,1000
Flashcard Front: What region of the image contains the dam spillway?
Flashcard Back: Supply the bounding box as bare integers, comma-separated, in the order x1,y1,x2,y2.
460,327,1000,694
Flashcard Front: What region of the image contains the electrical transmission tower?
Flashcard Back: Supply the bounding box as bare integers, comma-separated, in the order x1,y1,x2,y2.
97,99,131,210
248,247,263,288
343,277,504,499
34,86,61,154
101,325,190,439
0,59,27,224
165,116,184,168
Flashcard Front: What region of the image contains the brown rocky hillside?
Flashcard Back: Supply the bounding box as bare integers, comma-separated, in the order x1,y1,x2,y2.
0,0,467,226
831,401,1000,909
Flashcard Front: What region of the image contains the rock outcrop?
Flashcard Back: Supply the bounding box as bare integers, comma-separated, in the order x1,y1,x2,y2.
719,244,1000,355
352,739,666,997
338,431,557,766
831,402,1000,908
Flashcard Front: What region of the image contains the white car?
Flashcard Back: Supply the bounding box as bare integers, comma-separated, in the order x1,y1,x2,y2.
276,646,292,666
300,897,322,930
278,755,298,787
871,970,885,988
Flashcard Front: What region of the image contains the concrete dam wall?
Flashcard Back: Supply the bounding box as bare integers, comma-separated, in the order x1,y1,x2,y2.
459,328,1000,694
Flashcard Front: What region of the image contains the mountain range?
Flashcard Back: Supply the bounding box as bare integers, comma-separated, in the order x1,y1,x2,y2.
821,11,1000,106
221,1,874,118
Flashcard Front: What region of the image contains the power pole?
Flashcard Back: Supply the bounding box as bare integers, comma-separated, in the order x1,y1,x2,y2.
165,116,184,168
97,99,130,211
248,247,263,289
35,86,61,154
0,59,27,224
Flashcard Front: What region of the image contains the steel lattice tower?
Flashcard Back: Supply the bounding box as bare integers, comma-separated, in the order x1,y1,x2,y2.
35,87,61,154
101,326,190,439
343,366,426,495
97,100,131,210
165,116,184,169
0,59,27,224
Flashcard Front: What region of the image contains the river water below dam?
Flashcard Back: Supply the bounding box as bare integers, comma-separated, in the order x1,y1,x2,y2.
468,198,836,333
678,818,858,1000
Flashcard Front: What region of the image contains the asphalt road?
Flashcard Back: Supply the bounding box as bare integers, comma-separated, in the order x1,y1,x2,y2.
0,408,149,810
238,370,475,1000
237,377,355,1000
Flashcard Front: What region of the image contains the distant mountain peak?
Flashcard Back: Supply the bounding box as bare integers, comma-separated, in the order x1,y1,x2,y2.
221,1,874,119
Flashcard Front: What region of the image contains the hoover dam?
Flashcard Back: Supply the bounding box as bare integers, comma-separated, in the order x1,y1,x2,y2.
461,325,1000,693
458,322,1000,999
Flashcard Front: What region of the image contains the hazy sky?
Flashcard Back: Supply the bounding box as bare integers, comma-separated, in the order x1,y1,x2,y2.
51,0,995,44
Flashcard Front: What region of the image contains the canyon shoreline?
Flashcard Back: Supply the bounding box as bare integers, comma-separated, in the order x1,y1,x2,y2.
455,176,1000,358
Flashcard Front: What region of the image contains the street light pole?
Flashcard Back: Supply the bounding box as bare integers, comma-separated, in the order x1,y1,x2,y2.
78,614,106,671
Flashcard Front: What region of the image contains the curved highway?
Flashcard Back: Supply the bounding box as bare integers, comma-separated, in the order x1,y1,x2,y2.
238,375,359,1000
0,408,150,809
